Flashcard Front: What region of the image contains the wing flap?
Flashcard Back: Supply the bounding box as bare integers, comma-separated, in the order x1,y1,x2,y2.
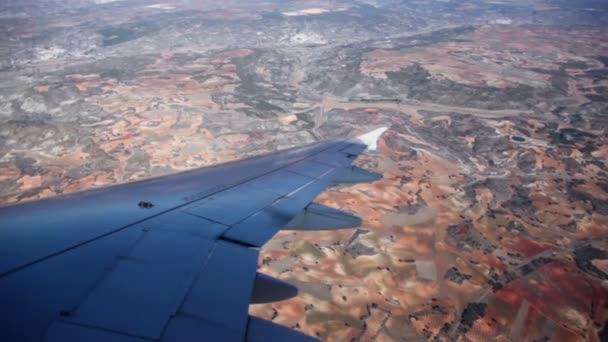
63,225,216,339
285,202,362,230
221,196,303,247
285,159,335,179
251,273,298,304
333,165,382,183
183,184,282,226
178,240,258,339
139,211,229,239
220,168,339,247
248,169,314,195
0,222,146,341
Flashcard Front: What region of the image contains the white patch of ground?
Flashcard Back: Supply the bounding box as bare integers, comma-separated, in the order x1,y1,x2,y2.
283,32,327,45
493,18,513,25
20,97,47,113
146,4,176,10
282,8,330,16
557,306,587,330
34,46,67,61
381,206,439,227
415,260,438,281
0,102,13,118
278,114,297,125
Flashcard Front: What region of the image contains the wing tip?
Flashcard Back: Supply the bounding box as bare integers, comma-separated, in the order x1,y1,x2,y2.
357,127,389,152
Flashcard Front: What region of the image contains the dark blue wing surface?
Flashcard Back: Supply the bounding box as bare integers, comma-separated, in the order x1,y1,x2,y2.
0,129,387,342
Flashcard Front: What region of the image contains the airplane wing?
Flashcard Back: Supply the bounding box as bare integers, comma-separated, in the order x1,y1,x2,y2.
0,127,388,342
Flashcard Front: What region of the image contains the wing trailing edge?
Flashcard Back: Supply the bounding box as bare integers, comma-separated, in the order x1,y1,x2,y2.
333,165,382,183
251,273,298,304
250,128,389,340
285,202,361,230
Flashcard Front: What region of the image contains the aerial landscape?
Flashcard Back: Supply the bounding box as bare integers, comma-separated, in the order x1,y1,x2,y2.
1,0,608,340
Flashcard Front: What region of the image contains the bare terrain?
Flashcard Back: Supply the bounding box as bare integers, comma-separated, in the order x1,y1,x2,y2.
1,0,608,340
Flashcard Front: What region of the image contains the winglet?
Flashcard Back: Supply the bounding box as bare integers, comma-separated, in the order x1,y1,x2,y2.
357,127,388,152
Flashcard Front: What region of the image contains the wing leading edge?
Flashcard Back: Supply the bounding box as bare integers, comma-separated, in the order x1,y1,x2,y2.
0,128,388,341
